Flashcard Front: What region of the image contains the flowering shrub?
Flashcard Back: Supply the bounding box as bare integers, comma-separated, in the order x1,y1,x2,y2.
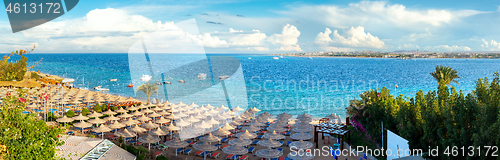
0,88,64,159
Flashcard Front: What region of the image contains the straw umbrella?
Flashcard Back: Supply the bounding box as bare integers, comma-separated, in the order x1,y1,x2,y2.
256,137,283,160
163,123,179,139
118,112,133,119
101,109,117,115
290,132,313,140
56,116,74,127
108,121,125,130
92,125,112,139
74,121,92,134
122,119,138,126
164,137,188,156
104,115,120,122
132,110,143,117
155,117,170,126
221,122,235,130
193,142,217,160
236,130,257,139
141,121,159,130
263,130,286,140
88,117,106,125
148,112,161,118
115,107,127,113
130,125,147,134
127,105,139,111
228,136,252,146
138,134,160,150
289,139,313,150
222,145,248,160
115,128,136,143
242,124,261,132
136,116,152,122
211,128,231,137
73,114,89,121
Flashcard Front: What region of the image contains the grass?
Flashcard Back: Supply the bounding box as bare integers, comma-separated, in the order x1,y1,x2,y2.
348,126,386,160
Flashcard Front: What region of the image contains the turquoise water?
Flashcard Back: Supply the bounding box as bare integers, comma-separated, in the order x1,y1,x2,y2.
14,54,500,118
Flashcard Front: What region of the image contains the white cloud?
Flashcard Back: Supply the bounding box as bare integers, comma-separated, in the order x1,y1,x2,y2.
481,39,500,50
314,26,385,49
425,45,471,52
268,24,302,51
198,33,229,48
227,29,267,47
280,1,485,30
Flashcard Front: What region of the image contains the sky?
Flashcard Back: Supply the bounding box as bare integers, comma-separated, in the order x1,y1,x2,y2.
1,0,500,53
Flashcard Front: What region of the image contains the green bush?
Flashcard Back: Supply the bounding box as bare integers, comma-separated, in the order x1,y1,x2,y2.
30,72,39,80
94,103,101,112
82,108,90,116
348,72,500,160
156,155,168,160
137,154,146,160
66,110,75,118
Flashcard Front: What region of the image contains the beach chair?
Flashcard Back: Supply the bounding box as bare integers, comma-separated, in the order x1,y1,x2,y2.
248,147,255,153
240,155,248,160
279,141,283,145
214,144,220,149
257,135,263,139
195,151,203,156
158,144,167,150
188,141,196,146
271,158,278,160
221,138,228,143
183,149,192,155
210,152,220,159
225,154,234,159
277,148,283,152
252,140,259,145
221,145,229,149
67,131,74,135
176,148,184,154
155,152,162,158
286,141,291,146
284,132,291,136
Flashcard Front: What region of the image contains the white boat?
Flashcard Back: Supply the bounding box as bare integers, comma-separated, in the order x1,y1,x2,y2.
272,57,279,60
280,56,283,58
219,75,229,80
163,81,172,84
198,73,207,80
178,79,185,83
140,75,152,82
309,57,313,59
110,79,117,82
93,86,109,91
248,57,251,59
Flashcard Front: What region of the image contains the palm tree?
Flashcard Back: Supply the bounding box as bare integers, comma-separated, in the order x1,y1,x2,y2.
137,82,159,104
430,65,460,86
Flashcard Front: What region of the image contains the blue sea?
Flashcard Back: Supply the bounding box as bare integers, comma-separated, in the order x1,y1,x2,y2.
12,53,500,118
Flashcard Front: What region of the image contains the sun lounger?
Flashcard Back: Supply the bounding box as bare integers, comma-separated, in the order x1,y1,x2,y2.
67,131,74,135
284,132,291,136
271,158,278,160
252,140,259,145
226,154,234,159
183,149,192,155
214,144,220,149
188,141,195,146
286,141,291,146
257,135,263,139
221,138,228,142
248,147,255,153
210,152,220,159
195,151,203,156
240,155,248,160
176,148,184,154
279,141,283,145
221,145,229,149
277,148,283,152
155,152,162,158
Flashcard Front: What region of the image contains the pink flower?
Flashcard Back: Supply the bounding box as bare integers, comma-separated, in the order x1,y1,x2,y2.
6,92,11,96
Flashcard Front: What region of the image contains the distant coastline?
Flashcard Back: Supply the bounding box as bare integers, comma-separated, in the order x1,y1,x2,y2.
274,51,500,59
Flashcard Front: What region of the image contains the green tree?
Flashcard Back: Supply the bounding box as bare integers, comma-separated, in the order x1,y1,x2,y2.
94,103,101,112
430,65,460,86
137,82,159,104
0,46,36,81
82,108,90,116
0,88,64,159
66,110,75,118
